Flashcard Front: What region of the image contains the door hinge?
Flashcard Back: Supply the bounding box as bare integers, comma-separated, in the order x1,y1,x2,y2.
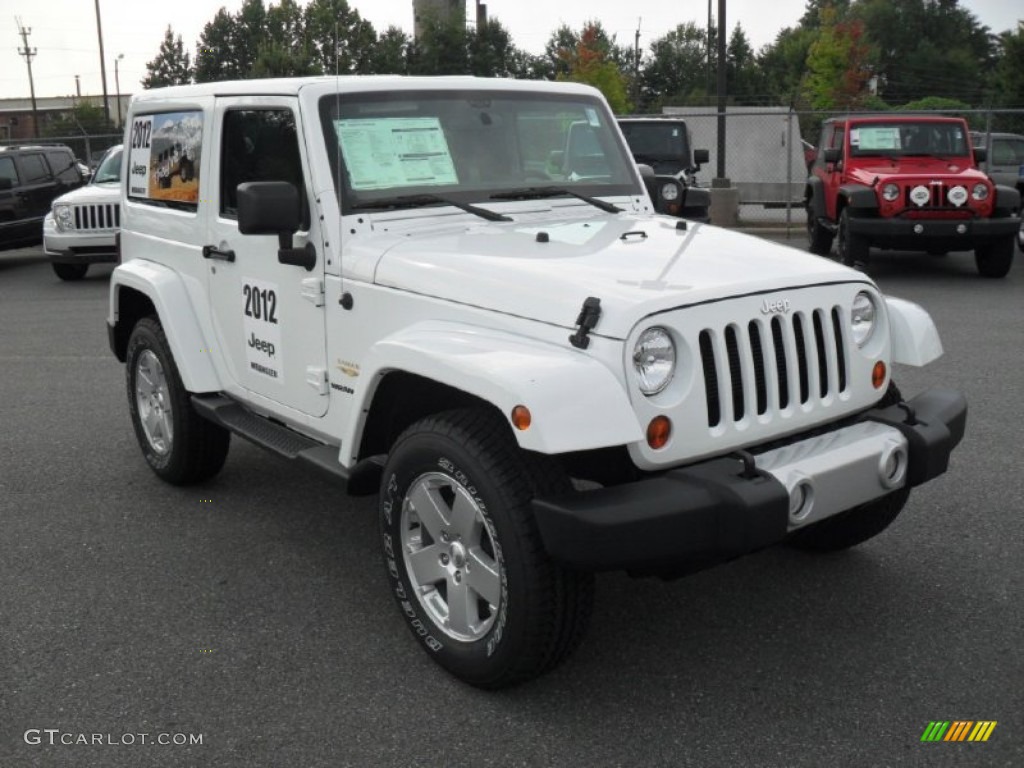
300,277,325,307
305,366,328,395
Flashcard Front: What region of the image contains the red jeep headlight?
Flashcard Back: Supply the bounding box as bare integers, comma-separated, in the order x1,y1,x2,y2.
971,183,989,201
881,183,900,202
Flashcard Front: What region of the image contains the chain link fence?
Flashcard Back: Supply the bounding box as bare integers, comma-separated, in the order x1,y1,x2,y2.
0,133,122,168
662,107,1024,229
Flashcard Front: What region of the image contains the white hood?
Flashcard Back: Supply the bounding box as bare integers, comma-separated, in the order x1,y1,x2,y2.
53,182,120,206
371,212,867,338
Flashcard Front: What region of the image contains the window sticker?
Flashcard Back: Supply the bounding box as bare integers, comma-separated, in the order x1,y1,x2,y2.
241,276,283,383
849,128,860,146
128,111,203,204
335,117,458,191
856,126,901,150
585,107,600,127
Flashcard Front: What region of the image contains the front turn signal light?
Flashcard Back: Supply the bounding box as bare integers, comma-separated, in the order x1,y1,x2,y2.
511,405,532,430
872,361,887,389
647,416,672,449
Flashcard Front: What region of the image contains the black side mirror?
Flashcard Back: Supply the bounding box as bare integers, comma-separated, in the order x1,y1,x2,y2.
693,148,710,165
237,181,315,271
973,147,987,164
642,175,685,216
823,148,841,165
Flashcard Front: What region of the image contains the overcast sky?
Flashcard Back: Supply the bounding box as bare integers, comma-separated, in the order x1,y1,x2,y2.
2,0,1021,101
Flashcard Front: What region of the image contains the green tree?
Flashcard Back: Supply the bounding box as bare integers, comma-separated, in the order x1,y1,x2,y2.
304,0,377,75
801,4,874,110
757,25,819,105
407,11,469,76
195,8,242,82
44,102,113,137
254,0,318,76
368,26,410,75
557,24,631,114
728,24,766,105
992,23,1024,130
143,26,193,89
640,22,714,110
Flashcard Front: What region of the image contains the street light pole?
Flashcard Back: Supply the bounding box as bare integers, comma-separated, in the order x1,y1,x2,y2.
115,54,124,130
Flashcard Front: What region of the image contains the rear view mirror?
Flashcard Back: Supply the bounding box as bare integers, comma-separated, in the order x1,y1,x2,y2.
238,182,301,238
823,148,841,164
973,147,987,164
693,149,710,165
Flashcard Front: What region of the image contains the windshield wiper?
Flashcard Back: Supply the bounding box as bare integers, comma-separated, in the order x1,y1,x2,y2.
490,186,623,214
350,193,511,222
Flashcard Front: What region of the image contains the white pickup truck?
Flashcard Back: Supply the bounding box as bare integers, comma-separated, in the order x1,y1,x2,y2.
107,76,966,688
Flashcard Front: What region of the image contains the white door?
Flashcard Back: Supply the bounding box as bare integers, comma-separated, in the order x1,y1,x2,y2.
205,97,328,417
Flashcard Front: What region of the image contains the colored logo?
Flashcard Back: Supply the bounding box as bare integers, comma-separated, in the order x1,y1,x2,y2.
921,721,997,742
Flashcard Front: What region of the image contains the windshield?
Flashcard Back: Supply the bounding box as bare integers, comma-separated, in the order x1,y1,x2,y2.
849,122,969,157
618,122,689,160
320,90,640,213
92,145,123,184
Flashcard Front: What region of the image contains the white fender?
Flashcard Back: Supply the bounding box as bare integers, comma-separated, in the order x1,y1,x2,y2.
356,321,644,454
110,260,221,392
885,296,943,367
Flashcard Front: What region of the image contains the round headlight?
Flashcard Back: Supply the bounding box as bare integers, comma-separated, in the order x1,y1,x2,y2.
53,204,73,231
971,183,989,201
881,183,900,202
660,182,680,202
909,185,930,206
851,291,877,347
948,185,968,207
633,327,676,395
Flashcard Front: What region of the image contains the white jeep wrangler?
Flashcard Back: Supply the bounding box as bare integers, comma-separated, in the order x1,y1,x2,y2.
108,77,966,688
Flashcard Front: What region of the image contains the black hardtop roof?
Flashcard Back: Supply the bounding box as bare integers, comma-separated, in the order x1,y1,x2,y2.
824,114,967,125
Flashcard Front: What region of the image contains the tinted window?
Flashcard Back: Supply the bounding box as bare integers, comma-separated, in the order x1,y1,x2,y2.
221,109,307,225
46,151,80,184
619,123,688,160
92,146,123,184
0,156,17,185
19,153,50,183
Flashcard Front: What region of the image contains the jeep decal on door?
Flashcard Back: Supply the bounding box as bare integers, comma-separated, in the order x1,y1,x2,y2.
241,276,283,382
128,111,203,206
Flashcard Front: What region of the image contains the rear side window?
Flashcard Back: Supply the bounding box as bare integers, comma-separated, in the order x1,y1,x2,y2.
0,156,17,185
19,153,50,183
127,110,203,211
220,108,308,226
46,151,80,184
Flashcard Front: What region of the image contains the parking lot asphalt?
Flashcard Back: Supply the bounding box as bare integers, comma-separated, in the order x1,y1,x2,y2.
1,240,1022,768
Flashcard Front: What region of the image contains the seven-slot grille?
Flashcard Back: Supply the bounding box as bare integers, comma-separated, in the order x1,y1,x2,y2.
698,307,848,429
72,203,120,231
904,181,947,208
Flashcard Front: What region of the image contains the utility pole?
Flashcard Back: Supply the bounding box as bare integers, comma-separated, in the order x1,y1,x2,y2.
716,0,727,180
16,17,40,139
75,75,81,98
93,0,111,128
707,0,712,101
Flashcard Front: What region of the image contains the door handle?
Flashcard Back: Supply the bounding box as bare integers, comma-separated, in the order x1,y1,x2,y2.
202,245,235,262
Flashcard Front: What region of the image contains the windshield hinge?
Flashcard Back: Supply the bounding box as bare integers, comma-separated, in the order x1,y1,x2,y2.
569,297,602,350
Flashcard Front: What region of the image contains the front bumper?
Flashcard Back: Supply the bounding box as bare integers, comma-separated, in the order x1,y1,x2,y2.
43,214,117,264
847,214,1020,250
533,389,966,574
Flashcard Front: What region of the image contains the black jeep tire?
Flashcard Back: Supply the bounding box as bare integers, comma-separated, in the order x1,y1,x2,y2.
787,383,909,552
975,236,1014,278
52,262,89,281
806,205,834,255
126,317,230,485
379,407,593,689
837,208,870,269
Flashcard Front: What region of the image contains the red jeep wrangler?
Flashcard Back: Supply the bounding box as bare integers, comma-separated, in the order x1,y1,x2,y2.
805,115,1021,277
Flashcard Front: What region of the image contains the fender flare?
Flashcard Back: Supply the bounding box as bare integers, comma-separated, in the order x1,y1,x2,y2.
885,296,943,367
109,260,221,392
353,321,644,455
838,183,878,212
805,176,827,219
993,184,1022,215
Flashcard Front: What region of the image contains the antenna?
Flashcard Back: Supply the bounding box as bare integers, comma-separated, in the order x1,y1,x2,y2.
335,22,352,309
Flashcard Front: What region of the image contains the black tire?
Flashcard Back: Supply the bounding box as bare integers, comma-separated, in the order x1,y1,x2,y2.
975,236,1014,278
379,407,593,689
125,317,230,485
806,205,834,255
837,208,870,269
787,382,909,552
52,262,88,281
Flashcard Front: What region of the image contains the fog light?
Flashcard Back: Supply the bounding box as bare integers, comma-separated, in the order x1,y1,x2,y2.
646,416,671,449
510,405,531,430
789,480,814,521
913,224,924,234
956,224,967,234
872,361,887,389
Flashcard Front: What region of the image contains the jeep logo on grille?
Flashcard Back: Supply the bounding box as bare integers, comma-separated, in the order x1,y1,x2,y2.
761,298,791,315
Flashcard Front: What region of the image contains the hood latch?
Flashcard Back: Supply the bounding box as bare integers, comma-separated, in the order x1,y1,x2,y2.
569,297,602,350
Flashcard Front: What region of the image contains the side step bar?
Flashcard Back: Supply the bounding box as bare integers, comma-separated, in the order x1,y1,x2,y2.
191,395,383,495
